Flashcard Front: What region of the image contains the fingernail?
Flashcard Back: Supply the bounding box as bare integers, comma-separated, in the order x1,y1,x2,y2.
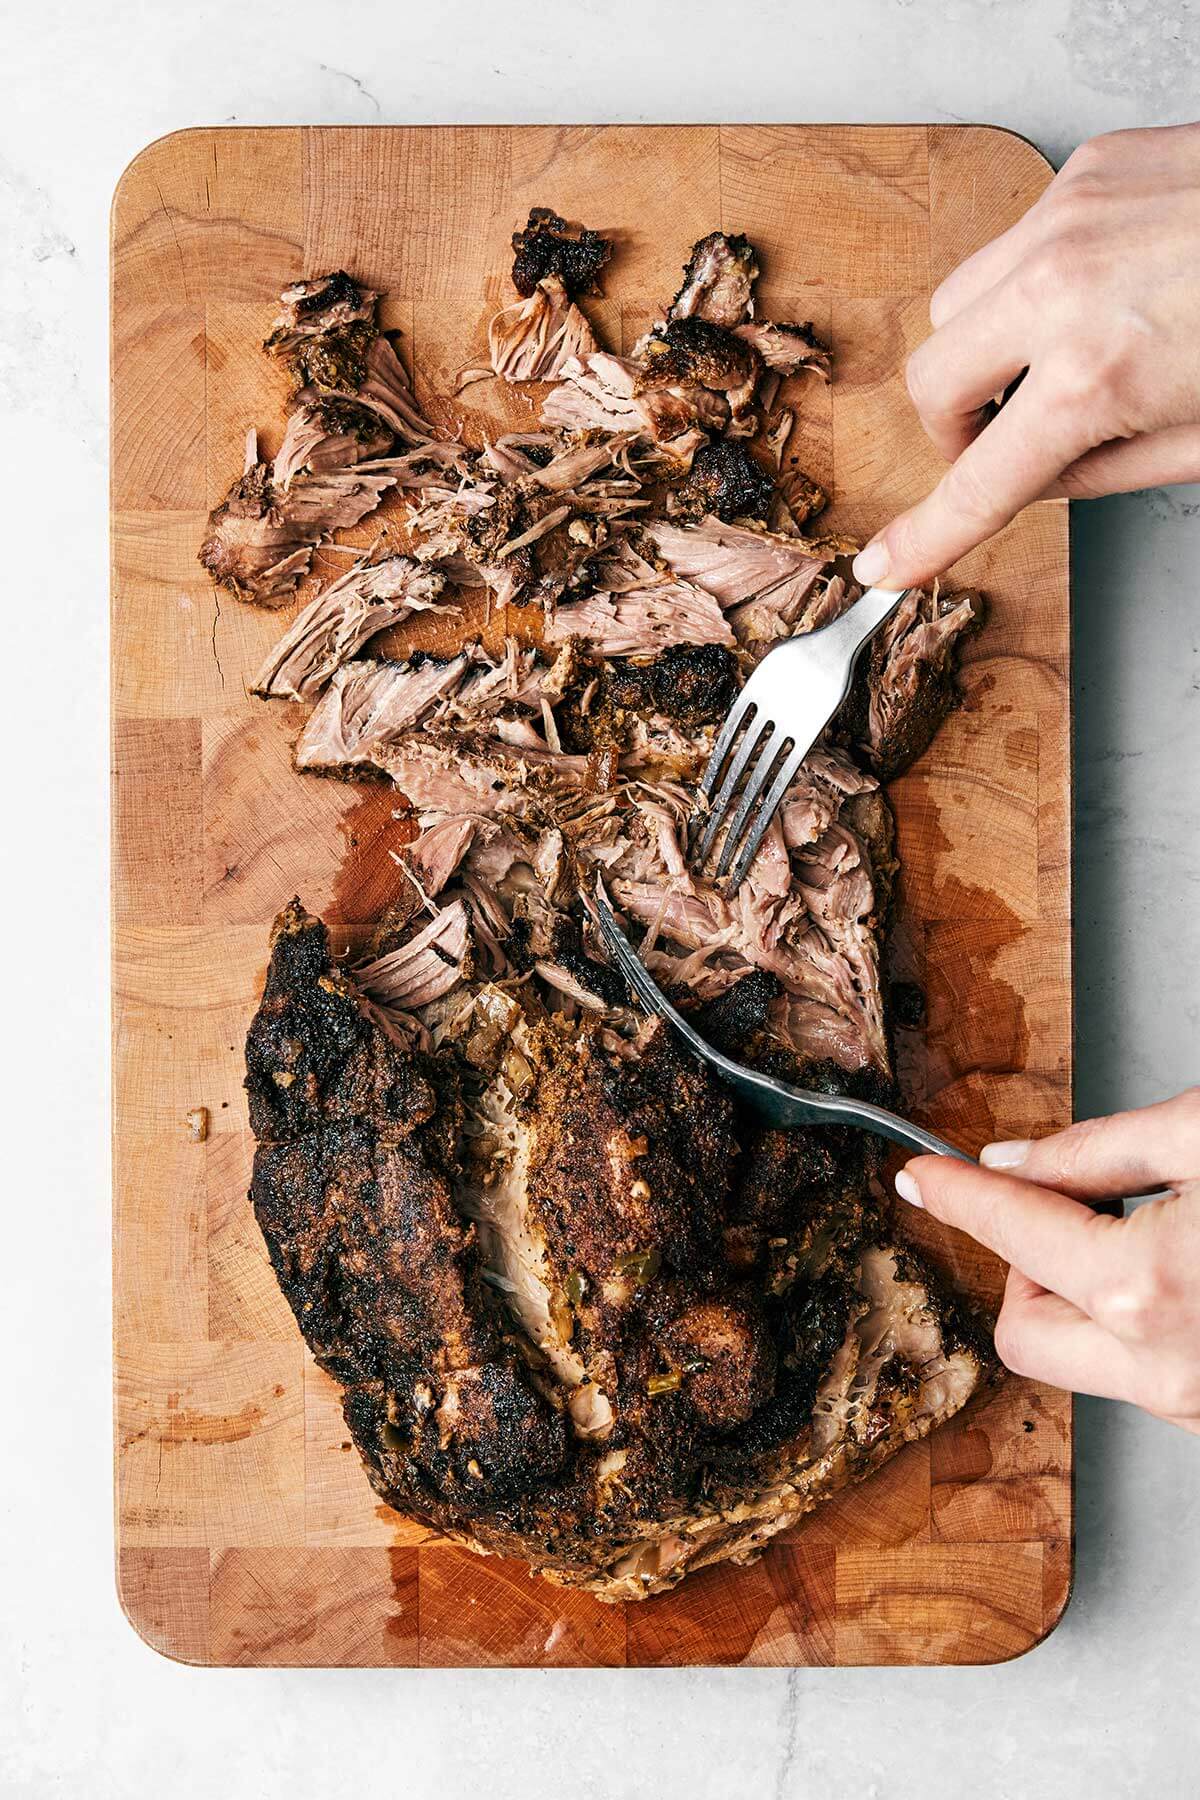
980,1139,1032,1170
852,539,890,586
894,1168,923,1208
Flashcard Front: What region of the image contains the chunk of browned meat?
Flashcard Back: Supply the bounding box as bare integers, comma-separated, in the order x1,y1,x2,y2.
266,271,375,334
525,1018,735,1298
245,899,996,1602
511,206,613,298
247,902,568,1509
674,440,776,522
635,317,762,422
840,588,986,778
236,224,1002,1606
669,231,759,327
198,455,398,607
734,319,832,380
201,275,438,606
244,901,443,1144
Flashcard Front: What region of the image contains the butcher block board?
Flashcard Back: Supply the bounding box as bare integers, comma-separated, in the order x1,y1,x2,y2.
112,124,1073,1667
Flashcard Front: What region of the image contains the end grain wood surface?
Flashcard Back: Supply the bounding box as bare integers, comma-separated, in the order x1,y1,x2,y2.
111,124,1072,1667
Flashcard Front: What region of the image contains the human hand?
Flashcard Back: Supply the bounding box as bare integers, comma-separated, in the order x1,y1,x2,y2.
852,124,1200,591
895,1090,1200,1433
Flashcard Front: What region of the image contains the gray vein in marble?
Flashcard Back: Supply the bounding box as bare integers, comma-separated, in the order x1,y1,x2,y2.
318,63,382,117
1062,0,1200,104
0,152,102,459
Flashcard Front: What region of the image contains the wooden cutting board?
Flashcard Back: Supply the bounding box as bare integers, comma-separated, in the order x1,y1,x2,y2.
112,124,1072,1667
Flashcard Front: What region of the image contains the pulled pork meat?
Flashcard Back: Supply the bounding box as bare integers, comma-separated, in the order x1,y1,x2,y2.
841,586,986,778
252,557,451,703
643,514,832,645
540,351,710,464
225,218,998,1605
735,318,832,380
200,272,440,605
198,443,399,607
460,274,599,389
544,539,736,657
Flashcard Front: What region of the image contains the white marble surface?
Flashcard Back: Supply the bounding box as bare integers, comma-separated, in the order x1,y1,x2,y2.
3,1,1198,1794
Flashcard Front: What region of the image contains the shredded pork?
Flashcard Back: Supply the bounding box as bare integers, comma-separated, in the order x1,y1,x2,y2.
222,221,994,1607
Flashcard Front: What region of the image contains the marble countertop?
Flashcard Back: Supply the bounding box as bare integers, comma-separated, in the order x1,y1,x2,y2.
3,1,1197,1794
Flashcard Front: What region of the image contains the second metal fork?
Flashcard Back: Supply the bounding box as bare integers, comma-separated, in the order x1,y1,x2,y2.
688,585,912,890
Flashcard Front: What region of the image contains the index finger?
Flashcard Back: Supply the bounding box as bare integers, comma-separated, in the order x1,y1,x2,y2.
898,1155,1122,1316
929,207,1044,328
851,374,1092,589
981,1090,1200,1199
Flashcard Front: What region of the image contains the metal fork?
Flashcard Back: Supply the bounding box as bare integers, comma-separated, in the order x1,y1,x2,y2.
689,586,913,891
590,876,971,1162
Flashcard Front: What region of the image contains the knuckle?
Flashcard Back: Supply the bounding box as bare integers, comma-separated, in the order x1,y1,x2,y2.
1043,340,1111,417
1061,133,1117,180
1017,238,1078,301
942,452,1000,529
1043,182,1101,237
905,347,933,411
1094,1262,1172,1341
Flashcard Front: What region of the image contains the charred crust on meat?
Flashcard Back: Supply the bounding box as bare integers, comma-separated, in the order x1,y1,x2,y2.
244,901,443,1144
525,1018,734,1292
688,969,780,1056
558,644,740,754
674,440,777,523
511,207,614,298
275,319,377,393
634,317,762,401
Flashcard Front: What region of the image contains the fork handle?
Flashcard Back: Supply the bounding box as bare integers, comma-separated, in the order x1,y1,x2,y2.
721,1061,975,1163
817,584,912,666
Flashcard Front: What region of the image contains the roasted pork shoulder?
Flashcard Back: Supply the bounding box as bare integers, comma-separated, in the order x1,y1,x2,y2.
223,219,995,1603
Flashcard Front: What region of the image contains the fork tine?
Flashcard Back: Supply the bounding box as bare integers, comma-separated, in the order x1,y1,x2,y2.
726,743,807,891
686,690,756,860
713,726,789,879
691,709,773,867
